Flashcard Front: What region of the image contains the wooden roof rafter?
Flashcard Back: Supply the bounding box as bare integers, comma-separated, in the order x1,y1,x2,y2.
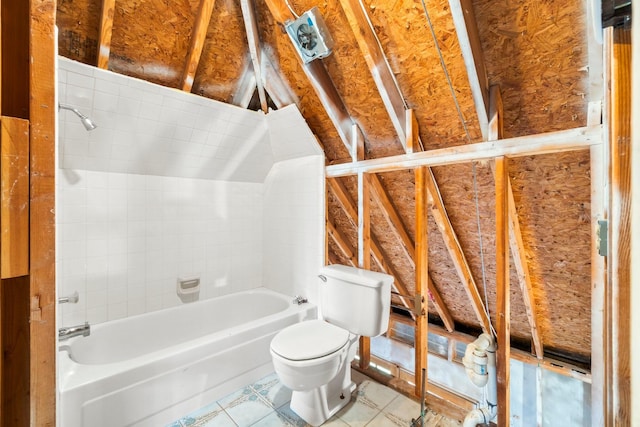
327,220,358,267
181,0,216,92
231,61,258,108
97,0,115,69
240,0,268,112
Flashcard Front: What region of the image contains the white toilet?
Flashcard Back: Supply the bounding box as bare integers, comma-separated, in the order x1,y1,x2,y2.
270,264,392,426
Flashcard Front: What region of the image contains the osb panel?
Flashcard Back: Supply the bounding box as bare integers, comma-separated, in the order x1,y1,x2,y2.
56,0,102,65
474,0,589,138
289,0,404,158
364,0,483,149
256,0,348,160
509,152,591,360
109,0,200,88
192,0,250,102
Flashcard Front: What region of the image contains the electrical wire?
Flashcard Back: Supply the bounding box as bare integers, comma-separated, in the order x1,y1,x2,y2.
284,0,299,19
419,0,496,337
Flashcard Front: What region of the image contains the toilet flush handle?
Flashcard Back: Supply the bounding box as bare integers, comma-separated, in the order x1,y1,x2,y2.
318,275,327,282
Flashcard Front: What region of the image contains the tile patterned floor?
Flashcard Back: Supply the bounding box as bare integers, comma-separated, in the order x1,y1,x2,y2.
167,371,461,427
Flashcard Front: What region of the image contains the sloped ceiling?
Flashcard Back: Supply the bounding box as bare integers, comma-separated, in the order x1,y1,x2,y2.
56,0,593,365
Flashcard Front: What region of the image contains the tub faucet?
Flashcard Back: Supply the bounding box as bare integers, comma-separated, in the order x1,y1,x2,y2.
59,322,91,341
292,295,308,305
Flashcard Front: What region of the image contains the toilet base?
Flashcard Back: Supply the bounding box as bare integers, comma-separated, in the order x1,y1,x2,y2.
289,361,356,426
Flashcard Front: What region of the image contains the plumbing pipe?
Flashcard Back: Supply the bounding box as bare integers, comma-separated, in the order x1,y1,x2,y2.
462,333,497,426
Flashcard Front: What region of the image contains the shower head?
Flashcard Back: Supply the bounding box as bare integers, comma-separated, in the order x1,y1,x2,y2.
59,103,97,131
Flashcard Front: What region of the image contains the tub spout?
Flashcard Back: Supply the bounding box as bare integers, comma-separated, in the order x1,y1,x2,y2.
59,322,90,341
292,295,308,305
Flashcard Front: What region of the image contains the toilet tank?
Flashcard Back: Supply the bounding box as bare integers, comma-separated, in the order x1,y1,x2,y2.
318,265,392,337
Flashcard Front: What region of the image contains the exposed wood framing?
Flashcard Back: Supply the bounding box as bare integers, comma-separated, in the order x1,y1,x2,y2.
29,0,57,423
1,117,30,278
426,168,491,334
337,2,457,336
495,156,510,426
338,0,408,150
448,0,489,140
414,166,429,397
240,0,267,112
605,27,631,427
181,0,216,92
326,126,602,177
327,220,357,267
357,172,371,369
488,85,543,358
97,0,116,69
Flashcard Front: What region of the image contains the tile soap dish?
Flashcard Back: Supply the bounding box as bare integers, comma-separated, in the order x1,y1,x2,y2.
177,276,200,303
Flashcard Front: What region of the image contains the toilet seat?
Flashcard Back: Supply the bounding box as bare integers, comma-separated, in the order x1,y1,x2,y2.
271,320,349,361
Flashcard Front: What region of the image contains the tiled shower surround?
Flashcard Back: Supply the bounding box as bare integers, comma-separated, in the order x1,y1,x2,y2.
57,57,324,327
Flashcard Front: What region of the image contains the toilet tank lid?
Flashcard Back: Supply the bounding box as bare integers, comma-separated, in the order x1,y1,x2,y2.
320,265,393,288
271,320,349,361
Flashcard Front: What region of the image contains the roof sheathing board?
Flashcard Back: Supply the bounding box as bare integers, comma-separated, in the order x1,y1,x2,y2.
57,0,102,65
473,0,589,138
192,0,251,102
109,0,200,88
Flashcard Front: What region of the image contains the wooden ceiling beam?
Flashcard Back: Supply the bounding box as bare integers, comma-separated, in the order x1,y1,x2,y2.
240,0,268,112
338,0,408,150
326,126,602,177
449,0,489,140
181,0,216,92
488,85,543,359
426,167,492,335
97,0,116,69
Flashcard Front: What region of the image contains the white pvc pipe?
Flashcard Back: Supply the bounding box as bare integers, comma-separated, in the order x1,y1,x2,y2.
463,334,497,426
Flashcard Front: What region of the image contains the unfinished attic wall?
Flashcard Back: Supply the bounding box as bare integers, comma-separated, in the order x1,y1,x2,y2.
57,58,325,326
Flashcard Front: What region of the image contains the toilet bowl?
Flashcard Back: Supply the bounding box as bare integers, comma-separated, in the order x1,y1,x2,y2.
270,265,393,426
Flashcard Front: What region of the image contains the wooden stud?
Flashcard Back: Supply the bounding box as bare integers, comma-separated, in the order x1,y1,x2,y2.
1,117,29,278
449,0,489,140
338,0,407,147
406,109,421,153
590,98,606,426
326,125,602,178
357,172,371,369
97,0,116,69
495,156,510,427
488,85,543,358
240,0,267,112
425,168,491,334
605,27,632,427
29,0,57,424
181,0,216,92
414,166,429,397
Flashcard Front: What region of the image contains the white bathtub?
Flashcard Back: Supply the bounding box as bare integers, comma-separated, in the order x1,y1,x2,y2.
58,288,316,427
